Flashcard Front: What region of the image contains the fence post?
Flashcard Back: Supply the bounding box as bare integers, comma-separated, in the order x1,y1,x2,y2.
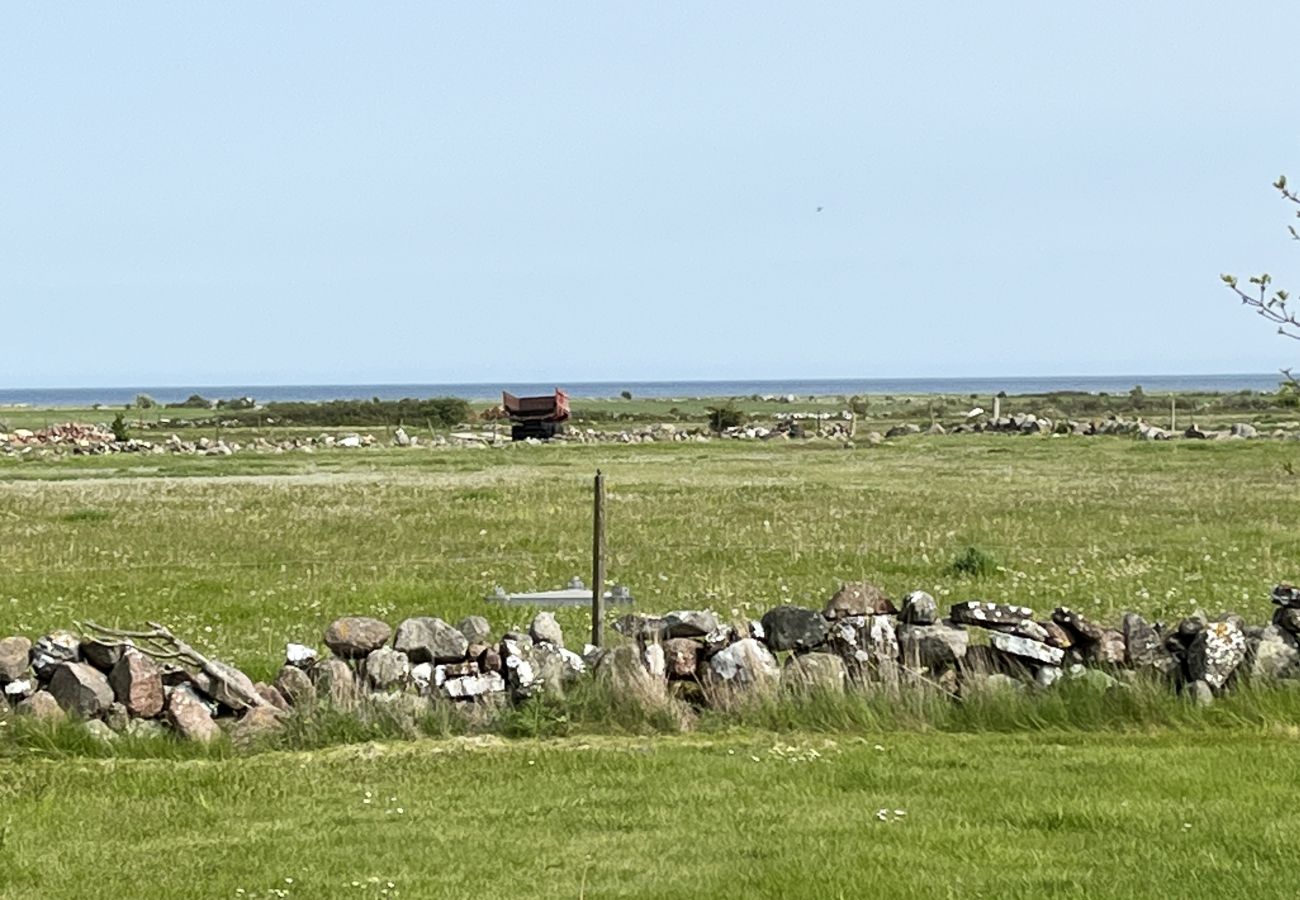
591,469,606,647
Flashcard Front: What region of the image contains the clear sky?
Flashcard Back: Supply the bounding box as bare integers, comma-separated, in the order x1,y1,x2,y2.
2,2,1298,388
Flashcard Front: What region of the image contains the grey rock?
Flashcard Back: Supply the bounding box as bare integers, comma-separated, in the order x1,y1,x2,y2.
455,615,492,645
1122,613,1176,674
313,657,360,708
1230,422,1258,439
534,642,586,693
166,684,221,742
231,705,287,745
81,638,131,672
1035,665,1063,688
16,690,64,721
393,617,468,664
104,702,131,733
409,662,434,694
31,631,80,680
1086,630,1127,666
1187,679,1214,707
1271,584,1300,608
365,646,410,691
529,611,564,647
83,718,117,744
441,671,506,700
706,638,779,689
897,622,969,670
1247,626,1300,681
254,683,291,713
642,643,666,679
823,582,895,619
1041,621,1074,649
124,718,167,739
595,644,668,704
194,660,259,711
49,662,115,718
1062,664,1119,691
274,665,316,708
1051,608,1106,644
501,634,542,699
989,632,1065,666
760,605,829,652
660,610,721,639
899,591,938,625
950,601,1033,629
1274,606,1300,635
1011,620,1051,642
323,616,392,659
0,636,33,683
1187,621,1247,689
109,650,164,718
4,678,34,701
782,652,847,692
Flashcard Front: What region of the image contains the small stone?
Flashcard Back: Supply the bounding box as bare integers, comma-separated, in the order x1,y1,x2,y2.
441,671,506,700
84,718,117,744
1247,626,1300,681
49,662,115,718
478,646,503,674
1187,679,1214,707
1011,620,1051,642
1271,584,1300,608
455,616,492,644
285,643,318,668
4,678,34,701
81,638,131,672
16,690,64,721
989,632,1065,666
1036,665,1063,688
124,718,167,740
109,650,165,718
323,616,393,659
254,682,291,712
823,582,896,619
662,638,701,679
0,636,33,683
642,644,665,679
393,617,468,664
274,665,316,708
1051,608,1106,644
899,591,938,625
1273,606,1300,635
1086,630,1127,666
529,612,564,647
1041,621,1073,649
31,631,80,680
231,705,286,745
760,605,829,652
1122,613,1176,674
660,610,721,639
194,660,259,711
596,644,669,704
364,646,410,691
167,684,221,742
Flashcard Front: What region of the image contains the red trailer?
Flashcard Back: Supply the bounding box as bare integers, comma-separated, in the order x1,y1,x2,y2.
502,388,570,440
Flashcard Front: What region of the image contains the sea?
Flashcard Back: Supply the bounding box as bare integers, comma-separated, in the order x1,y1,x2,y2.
0,374,1285,407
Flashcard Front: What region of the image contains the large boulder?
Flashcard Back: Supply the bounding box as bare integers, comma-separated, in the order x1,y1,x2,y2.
323,617,392,659
897,623,969,670
0,636,31,683
194,660,259,711
274,665,317,708
662,638,701,679
823,582,895,619
706,638,779,690
1086,630,1127,667
1187,621,1247,689
899,591,938,625
109,650,164,718
364,647,411,691
393,617,468,665
1273,606,1300,636
1051,608,1106,644
660,610,721,639
81,639,131,673
501,634,542,699
595,644,668,704
441,671,507,700
313,658,360,708
760,606,828,652
782,652,848,692
534,642,586,693
231,705,286,746
167,684,221,742
529,612,564,648
49,662,114,718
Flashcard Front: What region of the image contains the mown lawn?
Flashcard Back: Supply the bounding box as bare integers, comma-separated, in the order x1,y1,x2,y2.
0,730,1295,899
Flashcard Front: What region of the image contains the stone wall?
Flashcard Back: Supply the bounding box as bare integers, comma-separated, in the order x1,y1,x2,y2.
3,582,1299,743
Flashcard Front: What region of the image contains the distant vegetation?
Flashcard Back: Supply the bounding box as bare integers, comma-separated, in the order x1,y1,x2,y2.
230,397,471,429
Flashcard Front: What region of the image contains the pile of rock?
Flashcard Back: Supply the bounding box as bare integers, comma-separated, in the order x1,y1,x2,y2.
4,582,1299,743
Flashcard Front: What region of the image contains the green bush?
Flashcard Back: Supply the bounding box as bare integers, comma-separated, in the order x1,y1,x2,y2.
227,397,471,429
110,413,129,442
949,545,997,577
705,401,746,433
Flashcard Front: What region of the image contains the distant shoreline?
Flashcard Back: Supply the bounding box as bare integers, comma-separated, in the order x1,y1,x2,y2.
0,373,1284,408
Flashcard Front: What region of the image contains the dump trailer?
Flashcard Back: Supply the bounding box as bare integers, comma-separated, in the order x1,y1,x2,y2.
502,388,570,441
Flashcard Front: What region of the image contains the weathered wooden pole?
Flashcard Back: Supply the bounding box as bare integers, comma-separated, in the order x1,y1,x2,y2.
1170,397,1177,432
591,469,606,647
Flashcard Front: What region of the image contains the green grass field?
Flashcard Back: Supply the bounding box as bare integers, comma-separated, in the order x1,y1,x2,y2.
2,435,1299,897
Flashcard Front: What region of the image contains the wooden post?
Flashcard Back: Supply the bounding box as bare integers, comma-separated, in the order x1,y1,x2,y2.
591,469,606,647
1170,397,1177,432
993,395,1001,420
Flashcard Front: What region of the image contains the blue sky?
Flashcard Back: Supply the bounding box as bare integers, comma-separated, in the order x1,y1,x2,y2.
2,2,1298,387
